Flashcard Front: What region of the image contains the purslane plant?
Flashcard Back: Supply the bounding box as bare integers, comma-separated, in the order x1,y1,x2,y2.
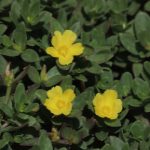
0,0,150,149
44,31,123,119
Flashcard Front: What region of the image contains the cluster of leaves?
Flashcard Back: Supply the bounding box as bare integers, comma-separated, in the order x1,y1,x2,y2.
0,0,150,149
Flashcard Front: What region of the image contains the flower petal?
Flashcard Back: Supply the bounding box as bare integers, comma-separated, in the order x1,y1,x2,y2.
69,43,84,56
62,30,77,45
47,86,63,98
58,55,73,65
63,89,76,102
92,93,102,106
95,107,105,118
109,113,118,120
46,47,59,57
114,99,122,113
62,103,72,115
52,31,63,48
104,89,118,100
44,99,61,115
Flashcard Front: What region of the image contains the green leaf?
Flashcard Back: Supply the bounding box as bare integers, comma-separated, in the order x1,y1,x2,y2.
144,103,150,112
21,0,41,25
124,96,142,108
95,131,108,141
44,66,63,87
90,26,106,50
139,141,150,150
0,24,7,35
39,130,53,150
0,0,12,11
84,0,107,15
132,78,150,100
135,12,150,50
14,83,26,112
21,49,39,62
97,71,113,90
17,113,37,126
0,133,12,149
21,0,30,21
76,87,94,109
144,1,150,12
12,23,27,51
107,35,118,48
27,66,41,84
39,11,52,25
0,55,7,74
0,48,21,57
144,61,150,75
75,74,87,82
49,16,64,34
128,1,140,16
86,63,102,74
0,102,14,118
24,103,39,113
60,75,73,90
35,89,47,103
120,72,132,96
61,127,81,144
70,22,81,35
138,31,150,50
110,136,129,150
130,120,146,139
132,63,143,77
77,127,89,140
58,148,67,150
9,0,20,25
101,144,115,150
135,12,150,32
86,49,113,64
120,33,138,55
108,0,128,13
28,0,40,24
29,146,40,150
1,35,12,47
110,13,127,32
104,119,121,127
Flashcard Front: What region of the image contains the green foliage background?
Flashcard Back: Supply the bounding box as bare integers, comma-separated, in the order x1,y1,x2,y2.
0,0,150,149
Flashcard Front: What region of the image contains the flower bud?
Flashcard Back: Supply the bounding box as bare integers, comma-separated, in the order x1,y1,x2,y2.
40,65,48,82
4,63,14,87
49,127,60,142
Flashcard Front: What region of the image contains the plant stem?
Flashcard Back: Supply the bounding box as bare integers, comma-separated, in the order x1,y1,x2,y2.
2,122,9,128
5,85,12,104
11,66,29,91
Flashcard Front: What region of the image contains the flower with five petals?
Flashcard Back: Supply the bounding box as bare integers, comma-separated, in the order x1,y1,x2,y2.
93,90,122,120
46,30,84,65
44,86,76,115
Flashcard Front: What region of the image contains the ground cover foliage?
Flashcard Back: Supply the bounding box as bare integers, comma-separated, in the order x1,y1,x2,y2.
0,0,150,149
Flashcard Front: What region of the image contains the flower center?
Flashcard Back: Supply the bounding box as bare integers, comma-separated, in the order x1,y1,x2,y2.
58,46,68,57
57,100,65,109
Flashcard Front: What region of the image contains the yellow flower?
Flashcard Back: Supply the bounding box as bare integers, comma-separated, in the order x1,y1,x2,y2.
44,86,76,115
92,90,122,120
46,30,84,65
